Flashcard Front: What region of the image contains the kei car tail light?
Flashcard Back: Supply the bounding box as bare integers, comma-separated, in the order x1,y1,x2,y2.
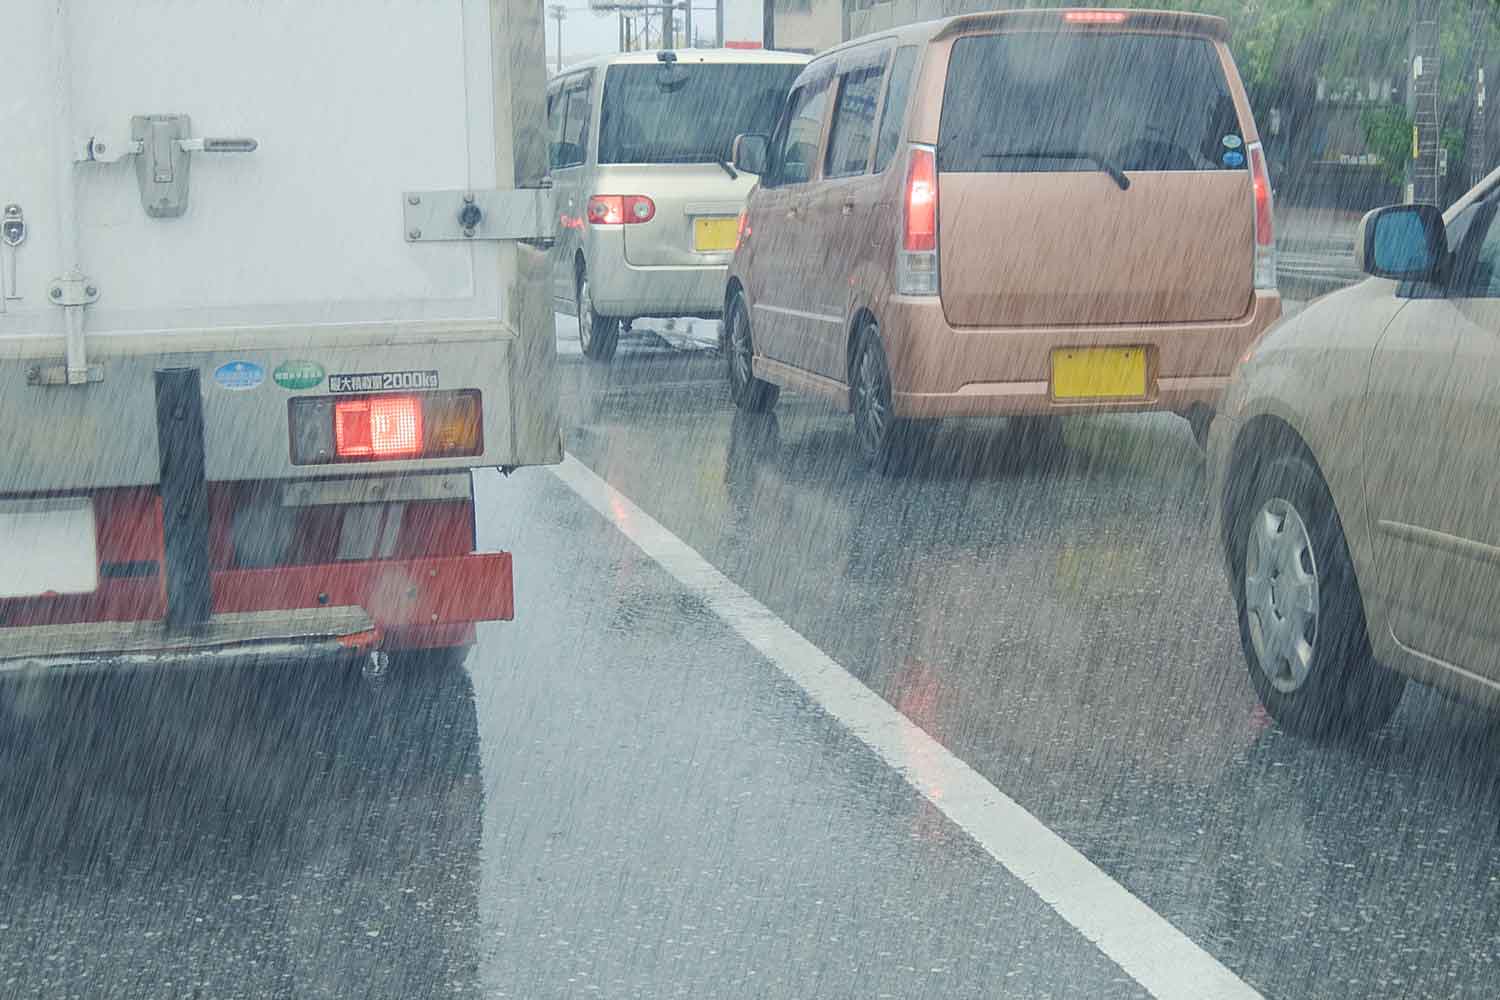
290,390,483,465
587,195,655,225
1248,142,1277,290
897,144,940,296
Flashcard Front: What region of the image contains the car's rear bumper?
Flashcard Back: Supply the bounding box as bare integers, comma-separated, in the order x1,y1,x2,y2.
884,292,1281,419
588,247,729,319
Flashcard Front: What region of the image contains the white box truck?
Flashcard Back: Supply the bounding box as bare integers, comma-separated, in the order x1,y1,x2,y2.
0,0,559,673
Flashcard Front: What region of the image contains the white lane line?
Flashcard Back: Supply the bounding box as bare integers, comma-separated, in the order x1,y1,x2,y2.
550,454,1262,1000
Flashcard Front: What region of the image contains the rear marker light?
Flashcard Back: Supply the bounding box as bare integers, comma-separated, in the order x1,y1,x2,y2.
1063,10,1128,23
736,209,750,247
290,390,484,465
336,396,423,459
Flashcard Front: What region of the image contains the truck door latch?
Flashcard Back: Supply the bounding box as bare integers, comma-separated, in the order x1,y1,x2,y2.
80,115,259,219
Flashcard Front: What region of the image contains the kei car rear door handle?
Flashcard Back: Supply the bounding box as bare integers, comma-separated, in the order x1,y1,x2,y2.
841,199,855,216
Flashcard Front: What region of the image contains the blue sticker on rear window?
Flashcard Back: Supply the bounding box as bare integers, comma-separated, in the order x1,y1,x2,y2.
213,361,264,391
1222,134,1244,150
1222,150,1246,168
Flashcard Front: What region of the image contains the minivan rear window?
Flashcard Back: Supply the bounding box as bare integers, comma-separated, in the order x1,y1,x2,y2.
599,63,801,166
938,33,1245,174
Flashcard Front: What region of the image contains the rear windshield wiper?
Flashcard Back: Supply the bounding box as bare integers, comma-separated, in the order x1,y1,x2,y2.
715,157,739,180
978,149,1130,191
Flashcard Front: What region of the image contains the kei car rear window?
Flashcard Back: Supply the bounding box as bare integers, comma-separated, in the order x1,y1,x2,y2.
938,32,1246,174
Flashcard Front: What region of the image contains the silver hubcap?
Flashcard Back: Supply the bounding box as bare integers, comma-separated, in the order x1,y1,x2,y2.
854,341,888,456
731,306,752,390
578,278,593,350
1244,498,1320,693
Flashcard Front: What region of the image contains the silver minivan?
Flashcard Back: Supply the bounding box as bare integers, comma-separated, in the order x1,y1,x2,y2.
547,49,810,361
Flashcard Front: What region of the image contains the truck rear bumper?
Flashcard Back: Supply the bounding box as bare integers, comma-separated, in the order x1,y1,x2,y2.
0,552,511,663
0,606,378,675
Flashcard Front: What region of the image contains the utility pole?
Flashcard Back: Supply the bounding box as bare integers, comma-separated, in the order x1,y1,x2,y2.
1407,0,1442,204
661,1,673,49
715,0,724,46
1469,0,1490,188
763,0,775,50
684,1,693,48
548,3,567,75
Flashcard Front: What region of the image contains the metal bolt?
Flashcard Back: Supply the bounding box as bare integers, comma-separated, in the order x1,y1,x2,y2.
430,613,439,623
84,285,97,298
463,192,475,204
4,204,20,217
408,228,422,240
49,287,61,299
407,194,421,206
95,142,106,154
463,226,475,238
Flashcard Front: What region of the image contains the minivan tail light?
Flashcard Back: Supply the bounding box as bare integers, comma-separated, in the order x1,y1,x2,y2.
1248,142,1277,290
898,144,940,296
587,194,655,226
903,147,938,252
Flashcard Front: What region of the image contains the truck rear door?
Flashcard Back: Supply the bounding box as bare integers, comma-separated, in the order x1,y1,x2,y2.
0,0,556,646
1,0,557,496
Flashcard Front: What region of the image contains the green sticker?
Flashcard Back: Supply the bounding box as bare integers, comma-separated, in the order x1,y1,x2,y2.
273,360,325,390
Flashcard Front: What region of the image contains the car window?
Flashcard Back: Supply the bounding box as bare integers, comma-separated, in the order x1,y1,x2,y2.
546,84,563,139
1453,197,1500,298
938,33,1244,174
597,63,801,166
767,73,830,187
873,46,918,174
560,80,591,167
824,61,886,179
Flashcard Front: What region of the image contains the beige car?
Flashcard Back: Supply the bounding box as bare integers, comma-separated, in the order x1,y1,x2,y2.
724,9,1280,470
1209,165,1500,737
546,49,809,361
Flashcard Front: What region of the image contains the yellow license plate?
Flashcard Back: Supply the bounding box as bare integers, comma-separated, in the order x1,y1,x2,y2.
694,216,738,252
1051,347,1148,400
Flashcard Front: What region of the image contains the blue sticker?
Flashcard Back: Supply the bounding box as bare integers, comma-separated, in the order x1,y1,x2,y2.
1222,134,1244,150
213,361,264,391
1222,150,1246,168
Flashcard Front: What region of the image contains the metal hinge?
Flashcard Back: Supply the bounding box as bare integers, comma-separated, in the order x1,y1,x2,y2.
402,188,555,244
39,273,103,385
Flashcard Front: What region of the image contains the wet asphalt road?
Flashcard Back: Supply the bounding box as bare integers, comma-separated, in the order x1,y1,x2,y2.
551,320,1500,998
2,314,1499,998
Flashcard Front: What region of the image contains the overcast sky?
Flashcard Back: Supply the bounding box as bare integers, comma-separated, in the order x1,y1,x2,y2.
544,2,738,68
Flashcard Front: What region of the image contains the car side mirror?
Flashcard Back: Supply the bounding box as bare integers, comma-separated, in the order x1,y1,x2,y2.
733,133,769,176
1356,203,1448,281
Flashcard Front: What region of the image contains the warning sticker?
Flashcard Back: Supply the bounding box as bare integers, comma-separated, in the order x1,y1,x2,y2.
328,370,440,394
